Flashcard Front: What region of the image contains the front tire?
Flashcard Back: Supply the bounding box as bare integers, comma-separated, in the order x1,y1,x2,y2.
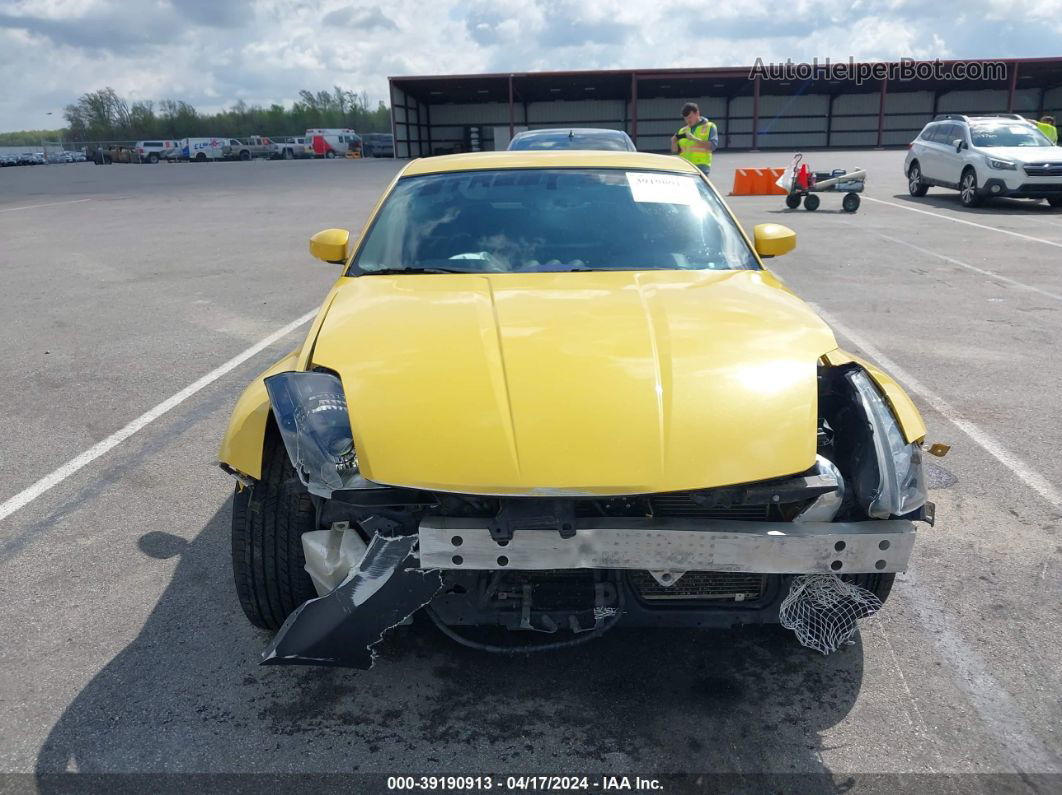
147,153,159,164
231,430,318,630
847,573,895,605
325,150,336,159
239,150,251,161
907,163,928,196
960,168,982,207
785,193,802,209
804,193,820,211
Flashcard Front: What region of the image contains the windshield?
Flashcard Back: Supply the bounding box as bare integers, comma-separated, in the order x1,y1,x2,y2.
509,132,634,151
351,169,759,274
971,123,1052,147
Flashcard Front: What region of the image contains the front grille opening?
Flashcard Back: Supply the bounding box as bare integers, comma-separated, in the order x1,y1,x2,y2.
648,495,770,520
491,569,597,610
629,571,767,602
574,494,774,520
1022,164,1062,177
1017,182,1062,192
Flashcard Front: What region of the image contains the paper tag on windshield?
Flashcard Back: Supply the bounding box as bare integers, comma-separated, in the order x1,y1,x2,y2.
626,172,700,205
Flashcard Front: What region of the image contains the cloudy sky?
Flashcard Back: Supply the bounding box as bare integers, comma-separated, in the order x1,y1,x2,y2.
1,0,1060,131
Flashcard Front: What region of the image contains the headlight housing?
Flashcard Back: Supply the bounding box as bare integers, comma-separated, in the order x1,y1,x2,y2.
846,369,927,519
265,371,361,496
985,157,1017,170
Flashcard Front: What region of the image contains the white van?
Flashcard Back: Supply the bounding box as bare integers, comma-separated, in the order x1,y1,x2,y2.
306,129,361,158
180,137,227,161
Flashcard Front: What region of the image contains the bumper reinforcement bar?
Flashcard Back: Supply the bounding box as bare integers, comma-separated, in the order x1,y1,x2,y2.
418,517,916,575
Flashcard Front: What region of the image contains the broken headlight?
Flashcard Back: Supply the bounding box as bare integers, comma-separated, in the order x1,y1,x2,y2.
846,369,927,519
265,371,360,497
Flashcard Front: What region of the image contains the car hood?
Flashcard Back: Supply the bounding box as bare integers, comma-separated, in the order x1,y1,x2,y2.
979,146,1062,163
311,269,838,495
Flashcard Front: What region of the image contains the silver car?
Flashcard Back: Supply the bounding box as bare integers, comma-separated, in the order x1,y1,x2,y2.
905,113,1062,208
508,128,637,152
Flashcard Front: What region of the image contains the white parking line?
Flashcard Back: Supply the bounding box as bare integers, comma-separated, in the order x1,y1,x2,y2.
902,566,1061,772
863,196,1062,250
810,303,1062,509
867,228,1062,304
817,303,1062,770
0,310,317,524
0,198,92,213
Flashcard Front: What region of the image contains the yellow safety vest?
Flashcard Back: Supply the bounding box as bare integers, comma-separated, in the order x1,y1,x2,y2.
677,118,716,166
1035,120,1058,145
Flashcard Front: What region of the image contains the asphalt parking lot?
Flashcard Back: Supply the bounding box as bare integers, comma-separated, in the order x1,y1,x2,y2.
2,151,1061,788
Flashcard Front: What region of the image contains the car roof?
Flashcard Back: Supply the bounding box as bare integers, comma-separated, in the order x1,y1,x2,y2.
930,115,1035,126
402,150,698,176
967,117,1034,125
512,127,628,138
509,128,636,151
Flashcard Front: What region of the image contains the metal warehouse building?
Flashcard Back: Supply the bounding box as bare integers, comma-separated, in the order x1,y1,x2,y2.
389,57,1062,157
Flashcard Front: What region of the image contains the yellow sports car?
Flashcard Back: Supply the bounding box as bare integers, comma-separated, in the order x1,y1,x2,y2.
219,150,933,668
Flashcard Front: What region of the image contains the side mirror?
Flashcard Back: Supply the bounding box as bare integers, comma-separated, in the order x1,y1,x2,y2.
952,138,965,152
753,223,796,259
309,228,350,264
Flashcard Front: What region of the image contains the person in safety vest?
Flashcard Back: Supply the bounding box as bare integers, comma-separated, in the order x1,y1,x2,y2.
1035,115,1058,145
671,102,719,175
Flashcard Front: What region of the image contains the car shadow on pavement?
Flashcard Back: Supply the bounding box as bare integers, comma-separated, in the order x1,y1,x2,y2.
888,192,1062,216
36,498,867,781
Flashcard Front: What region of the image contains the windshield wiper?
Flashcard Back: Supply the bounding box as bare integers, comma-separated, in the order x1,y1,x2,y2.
523,264,605,272
358,267,485,276
523,265,689,272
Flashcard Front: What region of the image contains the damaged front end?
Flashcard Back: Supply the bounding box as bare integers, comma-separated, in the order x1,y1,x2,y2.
262,528,443,668
251,360,935,667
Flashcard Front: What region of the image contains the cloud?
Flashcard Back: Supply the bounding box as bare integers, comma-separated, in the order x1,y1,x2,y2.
171,0,257,28
322,5,397,30
2,0,1061,131
0,9,179,53
538,16,634,48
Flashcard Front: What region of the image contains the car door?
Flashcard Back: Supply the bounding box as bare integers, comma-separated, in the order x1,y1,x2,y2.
921,121,947,181
933,123,965,186
912,123,941,181
947,123,972,186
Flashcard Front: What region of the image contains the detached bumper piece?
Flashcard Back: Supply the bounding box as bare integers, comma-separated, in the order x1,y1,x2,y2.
261,534,443,669
419,517,915,575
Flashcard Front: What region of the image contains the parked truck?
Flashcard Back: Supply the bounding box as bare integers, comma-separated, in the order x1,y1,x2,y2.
135,140,179,163
223,136,274,161
271,136,313,159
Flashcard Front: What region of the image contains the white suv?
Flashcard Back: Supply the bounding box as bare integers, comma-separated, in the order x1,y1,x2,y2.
905,114,1062,207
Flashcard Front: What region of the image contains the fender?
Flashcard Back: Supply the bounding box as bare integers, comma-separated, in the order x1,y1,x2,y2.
218,285,344,480
822,348,927,444
217,351,301,480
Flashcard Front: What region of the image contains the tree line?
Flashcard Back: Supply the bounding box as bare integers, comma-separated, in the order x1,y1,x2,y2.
1,86,392,145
